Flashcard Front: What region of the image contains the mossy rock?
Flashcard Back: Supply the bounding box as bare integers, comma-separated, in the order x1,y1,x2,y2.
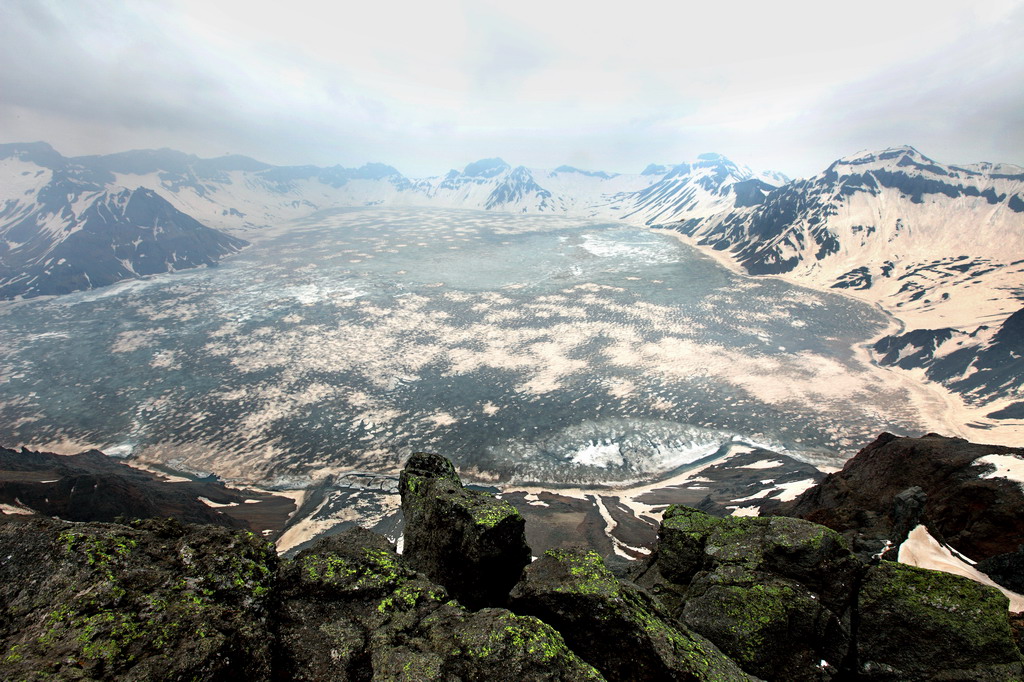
681,578,845,679
0,517,276,681
399,452,531,609
634,507,858,680
510,548,754,681
373,609,605,681
858,561,1024,680
277,528,603,681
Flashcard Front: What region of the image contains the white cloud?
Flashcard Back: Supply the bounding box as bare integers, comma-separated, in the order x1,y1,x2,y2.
1,0,1020,177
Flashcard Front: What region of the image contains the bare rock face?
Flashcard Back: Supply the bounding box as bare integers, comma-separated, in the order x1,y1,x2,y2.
509,547,753,682
632,506,860,681
275,527,601,682
398,451,531,609
774,433,1024,563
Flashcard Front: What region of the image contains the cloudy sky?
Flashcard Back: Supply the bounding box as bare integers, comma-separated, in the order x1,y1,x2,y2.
2,0,1022,178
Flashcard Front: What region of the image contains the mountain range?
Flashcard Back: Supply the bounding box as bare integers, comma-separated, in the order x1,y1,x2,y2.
1,141,1021,423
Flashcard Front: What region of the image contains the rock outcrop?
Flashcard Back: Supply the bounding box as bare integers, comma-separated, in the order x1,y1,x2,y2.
631,504,1022,681
0,517,277,680
509,547,753,681
632,506,860,680
773,433,1024,573
858,561,1022,681
275,527,600,681
399,451,531,609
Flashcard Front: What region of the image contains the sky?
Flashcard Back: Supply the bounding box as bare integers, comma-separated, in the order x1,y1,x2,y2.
2,0,1022,179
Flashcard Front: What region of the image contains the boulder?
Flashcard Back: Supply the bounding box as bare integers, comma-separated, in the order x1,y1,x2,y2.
632,506,861,681
399,451,531,609
276,527,603,681
858,561,1024,680
509,547,753,682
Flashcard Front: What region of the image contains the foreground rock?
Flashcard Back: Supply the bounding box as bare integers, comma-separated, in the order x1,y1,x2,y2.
1,447,1021,681
510,547,752,681
858,561,1022,680
632,505,1023,681
399,451,531,609
276,527,601,681
0,517,276,680
633,506,859,680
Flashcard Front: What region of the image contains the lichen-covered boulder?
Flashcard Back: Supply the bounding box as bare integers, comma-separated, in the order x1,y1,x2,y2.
509,547,754,682
0,516,276,681
399,451,531,609
633,506,859,681
276,527,603,681
857,561,1024,680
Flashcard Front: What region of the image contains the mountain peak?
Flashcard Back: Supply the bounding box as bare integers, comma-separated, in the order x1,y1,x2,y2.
0,141,66,167
462,158,510,178
696,152,728,162
354,162,402,180
552,165,615,179
837,145,939,169
641,163,668,176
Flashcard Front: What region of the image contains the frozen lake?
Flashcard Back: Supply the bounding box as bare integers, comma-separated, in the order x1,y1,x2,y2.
0,208,933,486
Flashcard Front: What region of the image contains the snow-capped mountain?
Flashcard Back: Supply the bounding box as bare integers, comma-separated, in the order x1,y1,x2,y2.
0,143,247,299
613,153,789,225
657,146,1024,417
0,139,1021,431
665,146,1023,280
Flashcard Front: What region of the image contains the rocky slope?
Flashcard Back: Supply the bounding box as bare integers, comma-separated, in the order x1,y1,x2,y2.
0,144,248,299
772,433,1024,560
1,450,1022,680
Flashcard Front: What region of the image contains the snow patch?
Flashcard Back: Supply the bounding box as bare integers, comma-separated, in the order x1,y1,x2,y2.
570,441,625,468
974,454,1024,490
737,459,784,470
773,478,817,502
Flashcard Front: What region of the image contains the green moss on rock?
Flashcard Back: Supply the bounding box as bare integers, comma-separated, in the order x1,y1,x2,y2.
858,561,1023,679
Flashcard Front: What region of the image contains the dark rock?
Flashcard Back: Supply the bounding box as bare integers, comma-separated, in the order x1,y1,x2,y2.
977,545,1024,593
882,486,927,560
1011,613,1024,653
0,516,276,680
399,452,531,609
509,547,753,681
858,561,1023,680
774,433,1024,562
632,506,859,681
0,446,296,537
275,527,602,681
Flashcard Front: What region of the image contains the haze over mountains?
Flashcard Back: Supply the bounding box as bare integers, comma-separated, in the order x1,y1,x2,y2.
1,141,1022,424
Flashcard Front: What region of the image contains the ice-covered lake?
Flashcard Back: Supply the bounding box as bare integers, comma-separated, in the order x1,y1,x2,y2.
0,208,933,486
